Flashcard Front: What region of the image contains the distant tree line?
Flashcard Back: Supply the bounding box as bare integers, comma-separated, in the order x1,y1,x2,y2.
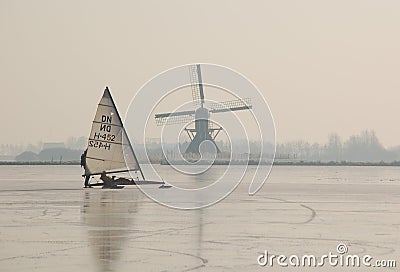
2,131,400,162
276,130,399,162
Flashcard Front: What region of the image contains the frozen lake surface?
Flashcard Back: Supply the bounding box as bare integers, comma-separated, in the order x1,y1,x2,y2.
0,165,398,271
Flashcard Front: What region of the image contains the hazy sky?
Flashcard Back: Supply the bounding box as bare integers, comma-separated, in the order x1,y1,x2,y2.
1,1,399,147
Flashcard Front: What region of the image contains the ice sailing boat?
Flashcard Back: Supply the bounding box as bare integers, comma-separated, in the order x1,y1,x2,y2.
82,87,165,189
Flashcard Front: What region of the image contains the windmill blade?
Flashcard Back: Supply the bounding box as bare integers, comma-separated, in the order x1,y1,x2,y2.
155,110,195,126
155,115,195,126
189,64,205,107
210,105,252,114
196,64,205,106
209,98,252,114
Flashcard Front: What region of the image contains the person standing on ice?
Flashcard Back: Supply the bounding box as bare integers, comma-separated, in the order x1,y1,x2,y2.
81,148,90,188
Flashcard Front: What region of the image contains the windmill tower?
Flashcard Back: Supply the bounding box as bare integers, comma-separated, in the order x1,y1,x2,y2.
154,64,252,155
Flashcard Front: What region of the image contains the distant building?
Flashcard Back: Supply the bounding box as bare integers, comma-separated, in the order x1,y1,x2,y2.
42,142,65,150
15,152,38,162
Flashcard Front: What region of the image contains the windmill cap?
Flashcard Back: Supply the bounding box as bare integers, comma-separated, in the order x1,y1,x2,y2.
195,107,209,119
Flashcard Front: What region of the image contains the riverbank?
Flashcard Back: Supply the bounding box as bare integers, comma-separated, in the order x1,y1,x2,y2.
1,160,399,166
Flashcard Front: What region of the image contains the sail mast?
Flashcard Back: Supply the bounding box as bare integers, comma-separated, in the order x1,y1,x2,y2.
105,87,146,180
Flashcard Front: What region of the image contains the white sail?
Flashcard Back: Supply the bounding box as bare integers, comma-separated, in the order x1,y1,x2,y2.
85,87,141,176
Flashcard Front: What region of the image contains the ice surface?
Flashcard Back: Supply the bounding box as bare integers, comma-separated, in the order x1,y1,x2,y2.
0,165,398,271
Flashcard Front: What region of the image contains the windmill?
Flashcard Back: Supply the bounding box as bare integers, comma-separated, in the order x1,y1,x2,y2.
154,64,252,155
